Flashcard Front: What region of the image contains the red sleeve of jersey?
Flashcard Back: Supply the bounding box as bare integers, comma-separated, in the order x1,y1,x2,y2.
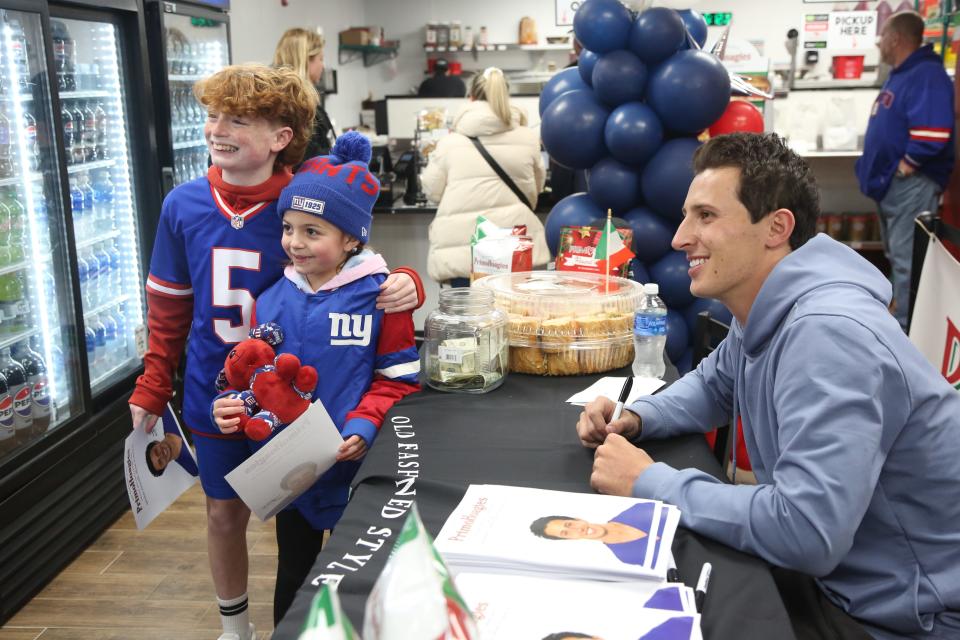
129,288,193,416
391,266,426,310
345,310,420,429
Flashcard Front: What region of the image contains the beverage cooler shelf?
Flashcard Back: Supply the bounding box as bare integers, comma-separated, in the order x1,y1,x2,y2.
90,356,134,390
0,327,38,353
83,293,129,319
0,174,42,188
76,228,120,251
173,138,206,150
59,90,110,100
67,158,115,174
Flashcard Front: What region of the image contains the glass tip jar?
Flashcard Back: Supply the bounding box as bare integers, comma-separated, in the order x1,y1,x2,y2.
423,288,508,394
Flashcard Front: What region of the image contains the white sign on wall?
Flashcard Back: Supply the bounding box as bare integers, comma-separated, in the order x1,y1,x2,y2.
556,0,582,27
827,11,877,49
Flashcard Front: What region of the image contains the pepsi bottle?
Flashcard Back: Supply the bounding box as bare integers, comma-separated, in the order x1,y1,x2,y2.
0,347,31,443
0,371,11,454
13,343,49,436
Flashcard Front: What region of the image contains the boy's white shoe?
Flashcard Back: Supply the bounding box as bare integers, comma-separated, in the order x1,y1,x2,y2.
217,623,255,640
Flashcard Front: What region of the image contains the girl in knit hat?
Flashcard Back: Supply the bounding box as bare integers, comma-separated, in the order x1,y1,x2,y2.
212,131,421,624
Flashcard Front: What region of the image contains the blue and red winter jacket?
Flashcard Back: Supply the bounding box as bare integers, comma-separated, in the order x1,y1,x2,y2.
856,44,955,201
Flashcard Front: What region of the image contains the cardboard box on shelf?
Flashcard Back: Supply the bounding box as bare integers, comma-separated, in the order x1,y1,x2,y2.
340,27,370,46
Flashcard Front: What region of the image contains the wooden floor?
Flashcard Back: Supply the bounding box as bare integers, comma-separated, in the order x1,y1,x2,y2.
0,484,277,640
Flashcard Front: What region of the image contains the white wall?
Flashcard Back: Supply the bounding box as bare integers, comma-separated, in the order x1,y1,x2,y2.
229,0,368,130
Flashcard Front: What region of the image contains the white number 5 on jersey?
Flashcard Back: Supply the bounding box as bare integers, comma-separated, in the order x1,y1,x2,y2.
212,248,260,344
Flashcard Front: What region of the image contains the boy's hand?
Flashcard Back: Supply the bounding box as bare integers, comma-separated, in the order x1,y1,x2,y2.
377,272,418,313
212,396,245,434
336,435,368,461
130,404,160,433
576,396,641,449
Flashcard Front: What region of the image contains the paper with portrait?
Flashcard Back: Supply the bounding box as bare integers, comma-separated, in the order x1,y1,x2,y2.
225,401,343,522
124,404,199,530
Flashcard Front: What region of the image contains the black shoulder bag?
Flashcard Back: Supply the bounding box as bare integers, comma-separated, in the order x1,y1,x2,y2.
468,136,535,211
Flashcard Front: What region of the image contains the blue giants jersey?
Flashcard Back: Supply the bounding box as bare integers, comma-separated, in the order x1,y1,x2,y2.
146,177,289,434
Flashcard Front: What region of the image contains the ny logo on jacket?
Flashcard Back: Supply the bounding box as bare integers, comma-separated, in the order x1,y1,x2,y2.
329,313,373,346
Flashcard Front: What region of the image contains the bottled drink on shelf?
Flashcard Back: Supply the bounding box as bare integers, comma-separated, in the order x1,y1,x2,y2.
0,112,13,178
70,177,86,241
95,242,112,305
76,251,90,309
71,102,86,165
0,371,12,452
3,189,26,263
22,109,39,172
0,273,28,335
9,19,30,93
107,240,122,294
52,20,69,92
94,101,108,160
61,102,76,165
92,170,115,232
100,311,119,369
82,102,97,162
111,304,128,362
84,325,97,373
79,173,95,240
0,347,32,442
91,315,107,376
33,186,52,254
0,197,12,267
632,283,667,379
83,249,99,308
14,341,50,436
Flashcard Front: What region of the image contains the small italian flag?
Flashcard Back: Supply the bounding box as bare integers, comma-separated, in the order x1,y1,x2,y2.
594,215,634,274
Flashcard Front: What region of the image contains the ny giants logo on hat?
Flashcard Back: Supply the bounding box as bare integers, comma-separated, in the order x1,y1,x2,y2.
291,196,326,215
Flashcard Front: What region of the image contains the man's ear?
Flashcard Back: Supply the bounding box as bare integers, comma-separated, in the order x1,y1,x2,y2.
766,208,795,249
273,126,294,152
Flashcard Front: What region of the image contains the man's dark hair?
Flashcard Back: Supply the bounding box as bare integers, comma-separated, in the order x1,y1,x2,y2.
887,11,924,47
692,132,820,250
542,633,593,640
530,514,574,540
145,441,163,477
434,58,449,76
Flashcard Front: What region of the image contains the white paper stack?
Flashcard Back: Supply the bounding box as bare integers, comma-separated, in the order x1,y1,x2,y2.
455,572,702,640
435,484,680,582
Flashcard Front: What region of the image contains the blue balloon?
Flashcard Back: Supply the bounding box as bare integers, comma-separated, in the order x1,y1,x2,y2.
622,206,673,263
646,50,730,134
592,50,648,107
545,192,604,256
683,296,734,342
665,308,689,363
587,158,642,213
630,259,650,285
650,250,694,308
578,49,600,86
573,0,633,54
539,67,589,116
640,137,700,223
680,9,709,49
541,89,610,170
604,102,663,166
628,7,686,63
676,347,693,374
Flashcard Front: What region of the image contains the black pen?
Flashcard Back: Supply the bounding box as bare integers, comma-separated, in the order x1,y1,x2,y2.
667,554,680,583
610,376,633,422
695,562,712,613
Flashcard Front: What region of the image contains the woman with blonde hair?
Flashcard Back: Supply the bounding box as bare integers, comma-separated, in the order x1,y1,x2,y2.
422,67,548,285
273,27,335,160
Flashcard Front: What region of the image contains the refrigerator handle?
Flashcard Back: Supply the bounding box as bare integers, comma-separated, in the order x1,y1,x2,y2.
161,166,175,197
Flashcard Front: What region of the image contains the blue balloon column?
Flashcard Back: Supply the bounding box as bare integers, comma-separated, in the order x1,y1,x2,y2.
541,1,733,373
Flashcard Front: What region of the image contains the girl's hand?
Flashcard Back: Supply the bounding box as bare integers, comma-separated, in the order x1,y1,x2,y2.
377,272,418,313
336,435,368,461
212,396,245,434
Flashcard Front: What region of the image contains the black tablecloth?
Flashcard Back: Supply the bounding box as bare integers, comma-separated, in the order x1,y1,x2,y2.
274,369,796,639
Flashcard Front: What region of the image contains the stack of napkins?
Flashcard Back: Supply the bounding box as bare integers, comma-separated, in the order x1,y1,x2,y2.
435,484,680,581
455,572,702,640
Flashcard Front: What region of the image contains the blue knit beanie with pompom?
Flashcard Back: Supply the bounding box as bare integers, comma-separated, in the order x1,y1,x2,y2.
277,131,380,242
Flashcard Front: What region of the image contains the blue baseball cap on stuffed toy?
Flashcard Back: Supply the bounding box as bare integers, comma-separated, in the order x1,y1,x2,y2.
277,131,380,242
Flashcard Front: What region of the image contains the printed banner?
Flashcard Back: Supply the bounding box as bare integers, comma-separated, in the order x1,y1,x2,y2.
909,234,960,390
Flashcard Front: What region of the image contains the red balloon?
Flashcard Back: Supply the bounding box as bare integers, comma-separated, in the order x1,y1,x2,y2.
708,100,765,136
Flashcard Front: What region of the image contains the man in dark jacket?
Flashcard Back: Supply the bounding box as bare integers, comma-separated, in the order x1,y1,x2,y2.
855,10,955,329
418,59,467,98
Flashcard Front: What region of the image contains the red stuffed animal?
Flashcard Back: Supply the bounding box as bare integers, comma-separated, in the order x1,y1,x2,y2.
215,323,319,441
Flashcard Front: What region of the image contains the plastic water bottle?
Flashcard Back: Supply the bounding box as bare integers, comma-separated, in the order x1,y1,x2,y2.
101,312,119,369
632,283,667,379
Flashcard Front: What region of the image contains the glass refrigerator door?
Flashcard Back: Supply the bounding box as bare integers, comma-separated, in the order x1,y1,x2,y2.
0,9,82,461
164,12,228,187
53,17,145,394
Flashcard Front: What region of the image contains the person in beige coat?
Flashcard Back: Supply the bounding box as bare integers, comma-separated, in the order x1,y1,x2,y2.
422,67,549,283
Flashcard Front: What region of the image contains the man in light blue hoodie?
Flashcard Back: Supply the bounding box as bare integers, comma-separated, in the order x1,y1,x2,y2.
577,133,960,640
